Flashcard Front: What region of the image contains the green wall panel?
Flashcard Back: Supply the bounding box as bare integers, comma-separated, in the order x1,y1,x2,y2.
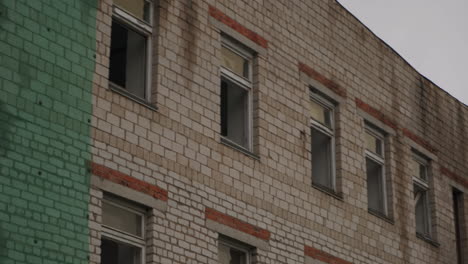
0,0,97,263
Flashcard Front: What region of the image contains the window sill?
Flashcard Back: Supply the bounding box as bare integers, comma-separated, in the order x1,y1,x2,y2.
368,208,394,225
220,137,259,160
109,84,158,112
312,184,343,201
416,232,440,248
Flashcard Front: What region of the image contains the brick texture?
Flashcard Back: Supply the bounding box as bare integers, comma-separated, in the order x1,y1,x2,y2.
91,162,168,201
305,245,353,264
84,0,468,264
209,5,268,49
0,0,97,263
299,62,347,98
205,208,270,240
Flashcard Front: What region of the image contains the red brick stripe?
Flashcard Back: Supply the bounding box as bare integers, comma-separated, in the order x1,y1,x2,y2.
298,62,347,98
401,128,437,154
355,98,398,131
205,208,270,240
441,167,468,189
208,5,268,49
355,98,438,154
90,162,168,201
304,245,352,264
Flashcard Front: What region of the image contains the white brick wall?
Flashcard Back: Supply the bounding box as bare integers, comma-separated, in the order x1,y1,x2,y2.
88,0,468,263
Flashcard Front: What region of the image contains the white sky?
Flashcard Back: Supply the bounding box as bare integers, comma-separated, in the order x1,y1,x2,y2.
337,0,468,105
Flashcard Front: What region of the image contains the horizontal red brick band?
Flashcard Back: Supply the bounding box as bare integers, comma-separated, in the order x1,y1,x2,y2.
355,98,398,130
205,208,270,241
441,167,468,189
299,62,347,98
356,98,437,154
401,128,437,154
208,5,268,49
90,162,168,201
304,245,352,264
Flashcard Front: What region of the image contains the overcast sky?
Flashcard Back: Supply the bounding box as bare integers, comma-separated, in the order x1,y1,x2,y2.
337,0,468,105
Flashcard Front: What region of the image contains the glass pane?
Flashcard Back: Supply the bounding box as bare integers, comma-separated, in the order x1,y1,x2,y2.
102,201,142,237
414,186,429,235
221,78,249,148
411,158,428,181
310,100,331,127
221,46,249,78
101,238,141,264
218,243,247,264
366,157,385,213
365,131,382,156
126,28,147,98
311,128,332,189
419,164,427,181
114,0,151,23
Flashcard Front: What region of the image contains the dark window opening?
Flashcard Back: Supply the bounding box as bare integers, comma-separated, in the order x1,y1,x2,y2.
220,77,249,148
109,20,147,99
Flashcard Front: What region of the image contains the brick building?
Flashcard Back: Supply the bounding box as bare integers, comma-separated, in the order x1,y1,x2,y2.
1,0,467,264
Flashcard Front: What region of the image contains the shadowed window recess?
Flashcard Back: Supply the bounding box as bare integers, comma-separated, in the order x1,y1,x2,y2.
310,91,336,191
220,37,254,150
101,195,147,264
411,152,433,239
365,126,388,216
218,236,252,264
109,0,153,101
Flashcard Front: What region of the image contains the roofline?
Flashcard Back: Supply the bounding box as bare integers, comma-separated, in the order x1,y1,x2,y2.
334,0,467,108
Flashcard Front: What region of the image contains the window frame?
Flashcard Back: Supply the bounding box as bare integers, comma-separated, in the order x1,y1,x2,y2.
412,152,432,238
364,125,388,216
310,92,336,191
101,196,147,264
218,236,252,264
109,0,154,102
219,36,254,151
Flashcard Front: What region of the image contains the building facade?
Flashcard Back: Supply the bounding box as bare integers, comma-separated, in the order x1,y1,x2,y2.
1,0,467,264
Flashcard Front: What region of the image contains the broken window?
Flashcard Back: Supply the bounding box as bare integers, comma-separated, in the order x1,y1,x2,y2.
310,93,335,190
109,0,153,100
365,126,387,215
220,37,253,150
101,196,146,264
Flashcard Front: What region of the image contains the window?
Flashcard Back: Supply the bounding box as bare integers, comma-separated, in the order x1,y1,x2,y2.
310,92,335,191
411,152,432,238
364,126,387,215
101,196,146,264
220,37,253,150
218,237,251,264
109,0,153,100
452,188,464,264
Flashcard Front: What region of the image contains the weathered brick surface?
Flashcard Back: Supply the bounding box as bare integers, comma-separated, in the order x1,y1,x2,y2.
299,62,347,98
0,0,97,263
88,0,467,264
205,207,270,240
305,245,352,264
91,162,168,201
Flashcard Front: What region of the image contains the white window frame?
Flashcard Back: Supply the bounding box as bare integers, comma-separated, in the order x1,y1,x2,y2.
218,237,252,264
220,36,254,150
310,92,336,191
364,125,388,216
110,0,153,101
412,152,432,238
101,196,146,264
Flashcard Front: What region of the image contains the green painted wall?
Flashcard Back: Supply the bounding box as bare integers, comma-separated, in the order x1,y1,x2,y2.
0,0,97,263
